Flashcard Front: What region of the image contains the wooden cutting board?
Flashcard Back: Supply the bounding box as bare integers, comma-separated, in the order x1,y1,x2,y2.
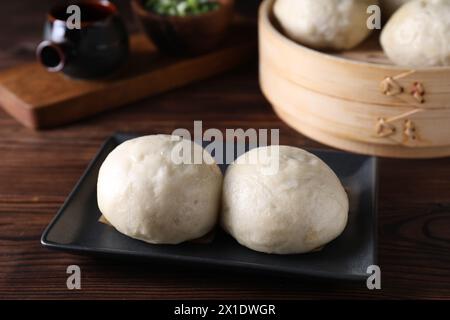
0,22,255,129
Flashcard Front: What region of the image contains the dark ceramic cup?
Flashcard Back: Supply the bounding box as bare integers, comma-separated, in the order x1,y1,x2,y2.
36,0,129,79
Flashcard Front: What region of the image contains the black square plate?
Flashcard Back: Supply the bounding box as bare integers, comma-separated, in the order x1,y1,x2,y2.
42,133,378,281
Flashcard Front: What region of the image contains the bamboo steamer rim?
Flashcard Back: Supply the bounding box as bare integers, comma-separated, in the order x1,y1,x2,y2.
259,0,450,158
262,0,450,73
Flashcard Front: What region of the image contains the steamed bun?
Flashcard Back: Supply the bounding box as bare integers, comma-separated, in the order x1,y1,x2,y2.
274,0,379,51
97,135,222,244
381,0,450,67
221,146,349,254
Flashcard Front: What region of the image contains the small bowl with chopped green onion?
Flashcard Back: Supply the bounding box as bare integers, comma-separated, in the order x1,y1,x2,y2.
131,0,234,55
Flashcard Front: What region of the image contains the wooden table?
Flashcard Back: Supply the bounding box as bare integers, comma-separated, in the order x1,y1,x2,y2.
1,0,449,300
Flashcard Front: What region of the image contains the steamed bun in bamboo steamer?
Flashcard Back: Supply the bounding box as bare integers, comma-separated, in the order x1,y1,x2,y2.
273,0,379,51
381,0,450,67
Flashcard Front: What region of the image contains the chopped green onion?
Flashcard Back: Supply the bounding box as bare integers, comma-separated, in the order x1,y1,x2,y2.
144,0,220,16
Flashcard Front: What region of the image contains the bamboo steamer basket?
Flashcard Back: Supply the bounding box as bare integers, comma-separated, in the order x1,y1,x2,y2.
259,0,450,158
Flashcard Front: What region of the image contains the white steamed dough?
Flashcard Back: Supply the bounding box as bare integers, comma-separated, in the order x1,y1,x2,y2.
273,0,379,51
221,146,349,254
381,0,450,67
97,135,223,244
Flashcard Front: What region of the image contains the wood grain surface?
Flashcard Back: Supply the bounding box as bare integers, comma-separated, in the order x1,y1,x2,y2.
0,24,255,129
0,0,449,300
